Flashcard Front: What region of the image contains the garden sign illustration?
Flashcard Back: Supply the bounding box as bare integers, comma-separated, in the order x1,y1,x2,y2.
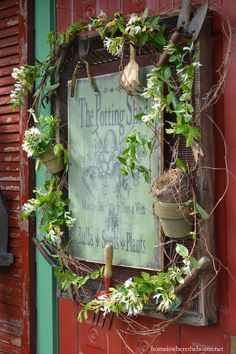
68,67,162,269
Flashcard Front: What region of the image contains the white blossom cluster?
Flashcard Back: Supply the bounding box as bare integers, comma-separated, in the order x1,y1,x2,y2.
22,127,42,157
21,198,40,217
64,211,76,229
97,277,144,317
10,67,24,108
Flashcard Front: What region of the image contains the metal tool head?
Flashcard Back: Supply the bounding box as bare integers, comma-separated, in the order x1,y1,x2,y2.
177,0,208,41
177,0,191,32
187,1,208,41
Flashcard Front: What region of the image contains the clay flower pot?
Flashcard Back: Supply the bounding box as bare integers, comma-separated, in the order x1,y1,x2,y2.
153,200,193,238
40,148,64,174
152,168,193,238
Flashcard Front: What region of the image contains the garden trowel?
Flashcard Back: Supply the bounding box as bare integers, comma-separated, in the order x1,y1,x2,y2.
158,0,208,66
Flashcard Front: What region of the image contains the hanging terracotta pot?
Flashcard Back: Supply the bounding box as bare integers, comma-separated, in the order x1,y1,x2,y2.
40,148,64,174
153,200,193,238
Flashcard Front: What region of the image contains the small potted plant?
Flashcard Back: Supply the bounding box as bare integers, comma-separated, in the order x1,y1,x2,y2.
152,168,193,238
21,176,76,248
22,112,68,174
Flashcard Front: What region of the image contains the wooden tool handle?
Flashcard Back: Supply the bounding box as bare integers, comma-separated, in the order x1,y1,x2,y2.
175,256,211,295
104,243,113,278
157,31,183,66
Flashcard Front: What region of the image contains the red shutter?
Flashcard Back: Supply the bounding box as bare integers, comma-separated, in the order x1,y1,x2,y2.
0,1,35,353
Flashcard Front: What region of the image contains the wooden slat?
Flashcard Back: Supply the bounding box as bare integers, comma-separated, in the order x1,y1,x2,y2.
0,181,20,190
0,45,18,58
0,293,22,307
0,96,11,105
0,123,20,133
0,25,18,38
0,143,19,153
0,105,18,114
0,190,20,201
0,6,18,21
0,35,18,49
0,133,19,143
0,341,21,354
0,65,17,77
0,162,19,171
0,76,15,87
0,113,19,123
0,0,18,9
0,55,18,68
0,86,14,95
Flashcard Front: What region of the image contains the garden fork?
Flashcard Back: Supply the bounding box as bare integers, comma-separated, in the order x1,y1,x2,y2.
158,0,208,66
92,243,114,329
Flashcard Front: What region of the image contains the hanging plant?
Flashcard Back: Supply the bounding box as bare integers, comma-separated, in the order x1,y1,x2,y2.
22,110,68,173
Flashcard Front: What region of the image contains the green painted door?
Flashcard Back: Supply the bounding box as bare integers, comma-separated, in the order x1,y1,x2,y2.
35,0,58,353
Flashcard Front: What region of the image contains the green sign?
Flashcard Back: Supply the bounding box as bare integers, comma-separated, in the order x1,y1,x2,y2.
68,68,162,269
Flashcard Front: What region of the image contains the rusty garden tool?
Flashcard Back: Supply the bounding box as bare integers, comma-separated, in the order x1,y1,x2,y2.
70,38,97,97
158,0,208,66
92,243,114,329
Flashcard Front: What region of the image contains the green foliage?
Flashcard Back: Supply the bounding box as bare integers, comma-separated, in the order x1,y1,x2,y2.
118,41,201,183
78,244,201,321
22,113,60,158
118,131,152,183
21,177,76,247
10,64,41,108
22,112,68,169
55,265,104,291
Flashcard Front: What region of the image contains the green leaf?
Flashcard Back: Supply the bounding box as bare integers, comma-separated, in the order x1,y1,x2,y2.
176,244,189,258
154,31,166,46
164,67,171,80
35,159,42,172
190,257,201,269
135,112,145,121
184,114,192,122
139,32,149,46
176,158,187,173
142,8,149,19
78,311,83,323
117,156,127,165
169,54,178,62
84,309,88,321
166,92,173,106
45,83,60,93
141,271,150,281
196,202,209,219
176,275,185,284
147,16,160,27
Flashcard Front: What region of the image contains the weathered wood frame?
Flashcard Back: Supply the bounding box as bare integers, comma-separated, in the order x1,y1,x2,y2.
142,16,217,326
56,15,217,327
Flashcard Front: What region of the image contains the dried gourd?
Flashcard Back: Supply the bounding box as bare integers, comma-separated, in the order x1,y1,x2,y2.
120,43,141,95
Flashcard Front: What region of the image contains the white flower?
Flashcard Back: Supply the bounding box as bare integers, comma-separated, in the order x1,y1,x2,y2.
22,198,39,215
64,211,76,228
10,91,17,98
48,229,62,248
11,67,20,79
98,10,107,18
134,25,142,34
25,126,41,137
103,37,111,50
124,278,132,288
47,225,63,247
102,304,110,317
127,14,138,25
141,114,151,123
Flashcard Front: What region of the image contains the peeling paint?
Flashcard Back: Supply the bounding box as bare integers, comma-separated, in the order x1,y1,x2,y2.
7,18,18,26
